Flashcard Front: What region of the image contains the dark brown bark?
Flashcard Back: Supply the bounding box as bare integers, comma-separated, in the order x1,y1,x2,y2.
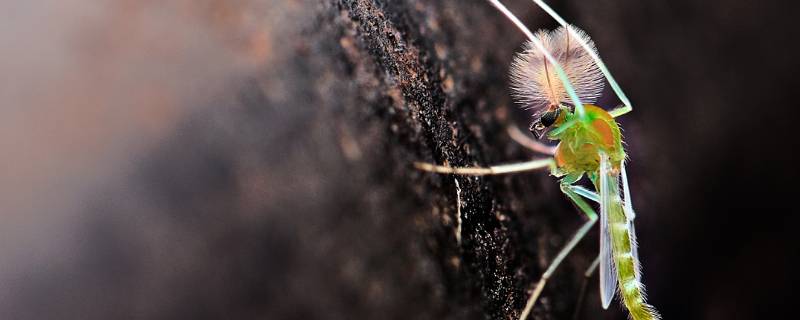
221,1,594,319
123,1,594,319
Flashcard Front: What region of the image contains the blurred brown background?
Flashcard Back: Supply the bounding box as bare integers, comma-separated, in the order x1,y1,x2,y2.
1,1,796,319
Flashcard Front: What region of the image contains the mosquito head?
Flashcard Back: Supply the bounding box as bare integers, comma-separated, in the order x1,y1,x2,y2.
529,106,562,139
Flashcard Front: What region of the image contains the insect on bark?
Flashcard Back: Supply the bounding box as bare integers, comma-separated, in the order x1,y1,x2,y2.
414,1,660,319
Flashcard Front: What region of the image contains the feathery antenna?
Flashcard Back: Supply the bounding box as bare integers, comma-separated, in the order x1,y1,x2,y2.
509,26,604,113
528,0,634,112
486,0,587,119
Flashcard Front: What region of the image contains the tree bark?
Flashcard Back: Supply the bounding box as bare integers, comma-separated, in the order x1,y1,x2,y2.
232,1,593,319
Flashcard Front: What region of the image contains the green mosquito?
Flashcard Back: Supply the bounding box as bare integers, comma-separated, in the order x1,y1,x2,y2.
414,1,660,319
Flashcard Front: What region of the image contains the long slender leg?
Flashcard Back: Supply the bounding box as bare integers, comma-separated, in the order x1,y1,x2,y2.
572,255,600,320
569,185,599,204
507,125,557,155
609,104,632,118
414,158,554,176
566,182,600,315
519,183,599,320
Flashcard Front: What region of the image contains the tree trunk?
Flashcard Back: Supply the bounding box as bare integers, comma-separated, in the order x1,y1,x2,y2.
235,1,593,319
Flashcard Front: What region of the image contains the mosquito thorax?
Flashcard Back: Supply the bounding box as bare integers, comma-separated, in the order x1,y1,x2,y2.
552,105,626,174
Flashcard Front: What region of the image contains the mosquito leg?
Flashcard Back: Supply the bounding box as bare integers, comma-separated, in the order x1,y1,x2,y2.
568,185,599,204
507,125,557,155
414,158,554,176
572,255,600,320
519,183,598,320
609,104,632,118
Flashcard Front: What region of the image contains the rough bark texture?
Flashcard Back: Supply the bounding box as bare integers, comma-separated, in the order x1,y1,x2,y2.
234,1,591,319
116,1,589,319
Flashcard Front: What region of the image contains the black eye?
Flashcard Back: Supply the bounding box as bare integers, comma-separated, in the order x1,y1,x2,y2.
540,109,560,127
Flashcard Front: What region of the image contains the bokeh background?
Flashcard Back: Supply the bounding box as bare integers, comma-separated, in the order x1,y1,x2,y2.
1,0,796,319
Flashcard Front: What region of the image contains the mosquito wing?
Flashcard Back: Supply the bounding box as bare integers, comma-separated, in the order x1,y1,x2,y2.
598,153,618,309
620,160,642,281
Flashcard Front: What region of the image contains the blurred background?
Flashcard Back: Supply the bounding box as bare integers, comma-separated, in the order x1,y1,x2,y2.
1,0,796,319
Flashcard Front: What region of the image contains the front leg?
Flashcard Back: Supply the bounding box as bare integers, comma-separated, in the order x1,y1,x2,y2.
414,158,555,176
609,104,632,118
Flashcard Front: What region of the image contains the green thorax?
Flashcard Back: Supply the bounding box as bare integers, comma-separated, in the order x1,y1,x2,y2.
548,105,625,176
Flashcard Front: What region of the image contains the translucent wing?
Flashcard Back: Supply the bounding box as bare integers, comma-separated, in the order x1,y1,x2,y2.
628,222,642,281
621,161,642,280
620,160,636,220
599,206,616,309
598,154,617,309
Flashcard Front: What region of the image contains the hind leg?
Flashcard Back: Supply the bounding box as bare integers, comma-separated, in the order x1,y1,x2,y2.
572,255,600,320
518,183,599,320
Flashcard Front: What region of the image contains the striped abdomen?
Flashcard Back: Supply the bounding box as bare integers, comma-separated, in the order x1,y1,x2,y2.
606,170,660,320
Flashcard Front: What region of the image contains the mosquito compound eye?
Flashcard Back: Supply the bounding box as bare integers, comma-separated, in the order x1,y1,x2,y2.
540,109,560,127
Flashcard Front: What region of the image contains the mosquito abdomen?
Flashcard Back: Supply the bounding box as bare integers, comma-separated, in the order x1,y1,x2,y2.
608,173,661,320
